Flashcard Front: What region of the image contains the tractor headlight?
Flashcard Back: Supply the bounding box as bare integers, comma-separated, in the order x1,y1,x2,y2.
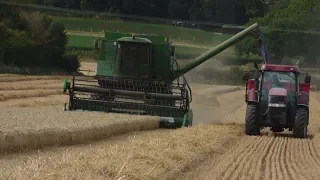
268,103,286,108
268,95,287,108
268,95,286,103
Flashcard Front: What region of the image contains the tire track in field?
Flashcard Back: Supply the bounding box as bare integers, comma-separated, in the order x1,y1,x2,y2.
308,140,320,167
252,136,274,180
178,91,320,180
199,135,320,180
227,136,266,180
301,139,320,179
280,137,294,180
291,139,307,180
202,136,258,180
219,137,261,180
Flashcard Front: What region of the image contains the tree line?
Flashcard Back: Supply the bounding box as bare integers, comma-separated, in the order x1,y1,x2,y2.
14,0,272,25
4,0,320,69
235,0,320,66
0,4,80,73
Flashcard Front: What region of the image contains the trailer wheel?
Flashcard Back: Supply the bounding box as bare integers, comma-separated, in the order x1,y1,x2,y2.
245,104,260,135
293,107,308,139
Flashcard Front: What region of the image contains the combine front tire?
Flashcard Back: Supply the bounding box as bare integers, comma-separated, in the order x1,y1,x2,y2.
293,107,308,139
245,104,260,135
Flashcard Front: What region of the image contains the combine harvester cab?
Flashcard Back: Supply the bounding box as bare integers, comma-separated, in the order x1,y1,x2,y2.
243,63,311,138
63,23,263,129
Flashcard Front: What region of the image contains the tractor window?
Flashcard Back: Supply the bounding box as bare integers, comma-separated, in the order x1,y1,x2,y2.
114,42,151,78
262,71,297,92
263,72,296,83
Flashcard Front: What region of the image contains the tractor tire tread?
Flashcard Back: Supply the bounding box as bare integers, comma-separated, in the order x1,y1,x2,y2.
293,107,308,138
245,104,260,135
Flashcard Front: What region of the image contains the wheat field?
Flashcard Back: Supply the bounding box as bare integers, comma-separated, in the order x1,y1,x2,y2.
1,63,320,179
0,76,244,179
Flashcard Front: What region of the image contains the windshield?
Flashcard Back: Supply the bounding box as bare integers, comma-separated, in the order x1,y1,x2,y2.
261,71,297,92
263,72,296,83
114,42,151,78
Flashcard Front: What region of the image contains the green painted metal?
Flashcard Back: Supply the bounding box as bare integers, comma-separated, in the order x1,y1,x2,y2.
96,40,117,76
96,31,171,79
63,79,70,93
182,109,193,127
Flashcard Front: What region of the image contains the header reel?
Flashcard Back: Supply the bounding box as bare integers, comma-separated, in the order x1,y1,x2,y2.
63,74,192,128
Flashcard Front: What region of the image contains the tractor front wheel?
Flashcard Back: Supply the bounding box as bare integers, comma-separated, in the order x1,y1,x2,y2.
293,107,308,139
245,104,260,135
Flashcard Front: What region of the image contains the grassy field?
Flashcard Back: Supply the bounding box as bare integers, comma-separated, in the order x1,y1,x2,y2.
54,16,231,45
66,34,238,61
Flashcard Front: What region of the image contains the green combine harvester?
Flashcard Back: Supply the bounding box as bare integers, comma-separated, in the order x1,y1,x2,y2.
63,23,263,128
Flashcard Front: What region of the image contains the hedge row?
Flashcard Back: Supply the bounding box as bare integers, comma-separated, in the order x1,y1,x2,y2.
0,6,80,74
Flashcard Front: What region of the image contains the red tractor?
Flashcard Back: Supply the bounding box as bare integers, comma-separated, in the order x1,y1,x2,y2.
243,63,311,138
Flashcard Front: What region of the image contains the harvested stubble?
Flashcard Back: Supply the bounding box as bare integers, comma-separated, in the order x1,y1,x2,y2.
182,91,320,180
0,87,247,180
0,106,159,153
0,74,21,77
0,75,67,82
0,95,66,107
0,80,62,91
0,89,62,101
0,123,243,180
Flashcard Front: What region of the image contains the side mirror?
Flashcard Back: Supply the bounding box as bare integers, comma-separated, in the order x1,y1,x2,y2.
305,73,311,84
243,72,249,81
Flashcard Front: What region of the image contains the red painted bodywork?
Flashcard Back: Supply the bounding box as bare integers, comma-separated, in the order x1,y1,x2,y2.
245,79,311,102
245,64,310,103
269,88,287,96
245,79,255,102
261,64,300,72
300,83,310,94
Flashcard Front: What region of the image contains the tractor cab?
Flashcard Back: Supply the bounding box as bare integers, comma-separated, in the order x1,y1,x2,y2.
243,63,311,138
260,69,299,107
114,35,153,78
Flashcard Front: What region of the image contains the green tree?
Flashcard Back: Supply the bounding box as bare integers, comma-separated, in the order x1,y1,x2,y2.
0,23,8,63
0,5,79,72
235,0,320,64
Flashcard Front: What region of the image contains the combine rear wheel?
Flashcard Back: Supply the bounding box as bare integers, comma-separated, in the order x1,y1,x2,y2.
245,104,260,135
293,107,308,139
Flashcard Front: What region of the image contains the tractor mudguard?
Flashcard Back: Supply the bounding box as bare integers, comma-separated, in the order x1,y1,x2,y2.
297,91,309,107
245,79,258,103
300,83,311,94
246,89,258,103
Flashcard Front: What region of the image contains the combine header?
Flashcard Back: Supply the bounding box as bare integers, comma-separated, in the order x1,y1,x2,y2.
63,23,264,128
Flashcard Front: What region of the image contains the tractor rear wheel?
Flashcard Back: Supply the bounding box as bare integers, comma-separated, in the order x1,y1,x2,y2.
245,104,260,135
293,107,308,138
